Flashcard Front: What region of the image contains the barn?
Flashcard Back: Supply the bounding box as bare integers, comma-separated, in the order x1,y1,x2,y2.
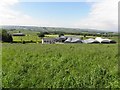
12,33,25,36
64,37,82,43
42,36,116,44
56,36,67,42
42,38,57,44
82,38,100,44
95,37,116,43
42,36,82,44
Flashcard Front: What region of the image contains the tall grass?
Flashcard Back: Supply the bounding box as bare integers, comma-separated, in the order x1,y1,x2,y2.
2,43,119,88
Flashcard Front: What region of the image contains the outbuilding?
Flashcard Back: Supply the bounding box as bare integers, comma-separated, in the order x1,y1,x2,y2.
42,38,57,44
12,33,25,36
82,38,100,44
64,37,82,43
95,37,116,43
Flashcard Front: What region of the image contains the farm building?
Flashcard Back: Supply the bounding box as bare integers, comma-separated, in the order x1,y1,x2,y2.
42,36,82,44
95,37,116,43
12,33,25,36
64,37,82,43
42,38,57,44
82,37,116,44
56,36,67,42
82,38,100,44
42,36,116,44
64,37,71,43
42,36,67,44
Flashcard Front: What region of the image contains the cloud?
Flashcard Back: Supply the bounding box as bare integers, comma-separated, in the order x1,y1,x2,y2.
18,0,101,2
75,0,119,32
1,0,19,6
0,0,73,27
0,0,50,26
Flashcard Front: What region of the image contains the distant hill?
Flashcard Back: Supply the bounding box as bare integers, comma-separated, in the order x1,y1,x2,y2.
0,25,115,34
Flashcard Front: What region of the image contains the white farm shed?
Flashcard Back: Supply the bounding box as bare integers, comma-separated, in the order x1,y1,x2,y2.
95,37,116,43
82,38,100,44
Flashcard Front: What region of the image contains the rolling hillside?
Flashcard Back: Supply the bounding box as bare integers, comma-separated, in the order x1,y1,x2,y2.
1,25,111,34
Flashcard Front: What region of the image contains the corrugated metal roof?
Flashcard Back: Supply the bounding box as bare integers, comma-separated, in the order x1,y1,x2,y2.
82,38,100,44
65,37,82,43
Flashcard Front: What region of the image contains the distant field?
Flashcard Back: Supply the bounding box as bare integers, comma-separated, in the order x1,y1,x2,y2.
2,43,119,88
13,35,41,42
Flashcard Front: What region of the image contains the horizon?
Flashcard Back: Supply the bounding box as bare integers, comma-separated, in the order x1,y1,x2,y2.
0,0,118,32
1,25,118,33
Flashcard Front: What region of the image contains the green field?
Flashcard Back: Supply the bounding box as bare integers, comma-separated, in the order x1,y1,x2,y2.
13,35,41,42
2,43,119,88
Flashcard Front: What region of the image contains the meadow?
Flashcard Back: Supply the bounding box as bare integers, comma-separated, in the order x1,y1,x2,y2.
2,43,119,88
13,35,41,42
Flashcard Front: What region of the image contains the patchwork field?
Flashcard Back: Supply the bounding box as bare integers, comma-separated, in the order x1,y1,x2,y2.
2,43,119,88
13,35,41,42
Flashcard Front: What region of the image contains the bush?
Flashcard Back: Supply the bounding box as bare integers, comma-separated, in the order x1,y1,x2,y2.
22,41,25,44
37,32,45,38
59,33,64,37
2,30,13,42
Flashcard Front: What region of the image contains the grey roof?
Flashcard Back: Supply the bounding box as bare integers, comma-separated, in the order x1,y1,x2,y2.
42,37,116,44
71,37,82,43
64,37,82,43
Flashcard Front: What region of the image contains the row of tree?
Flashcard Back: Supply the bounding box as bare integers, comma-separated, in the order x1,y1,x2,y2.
37,32,117,38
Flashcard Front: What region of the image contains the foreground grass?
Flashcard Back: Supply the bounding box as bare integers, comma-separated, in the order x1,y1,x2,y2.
2,43,119,88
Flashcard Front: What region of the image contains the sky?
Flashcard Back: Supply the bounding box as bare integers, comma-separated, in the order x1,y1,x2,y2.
0,0,119,32
14,2,91,25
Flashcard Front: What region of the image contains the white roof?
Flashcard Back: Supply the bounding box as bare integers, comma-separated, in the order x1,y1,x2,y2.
83,38,99,43
64,37,72,42
71,38,81,43
95,37,111,43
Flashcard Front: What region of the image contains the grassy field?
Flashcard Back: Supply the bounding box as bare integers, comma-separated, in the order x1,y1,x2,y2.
13,35,41,42
2,43,119,88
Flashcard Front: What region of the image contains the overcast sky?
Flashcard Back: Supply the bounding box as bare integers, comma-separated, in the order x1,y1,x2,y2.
0,0,118,32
